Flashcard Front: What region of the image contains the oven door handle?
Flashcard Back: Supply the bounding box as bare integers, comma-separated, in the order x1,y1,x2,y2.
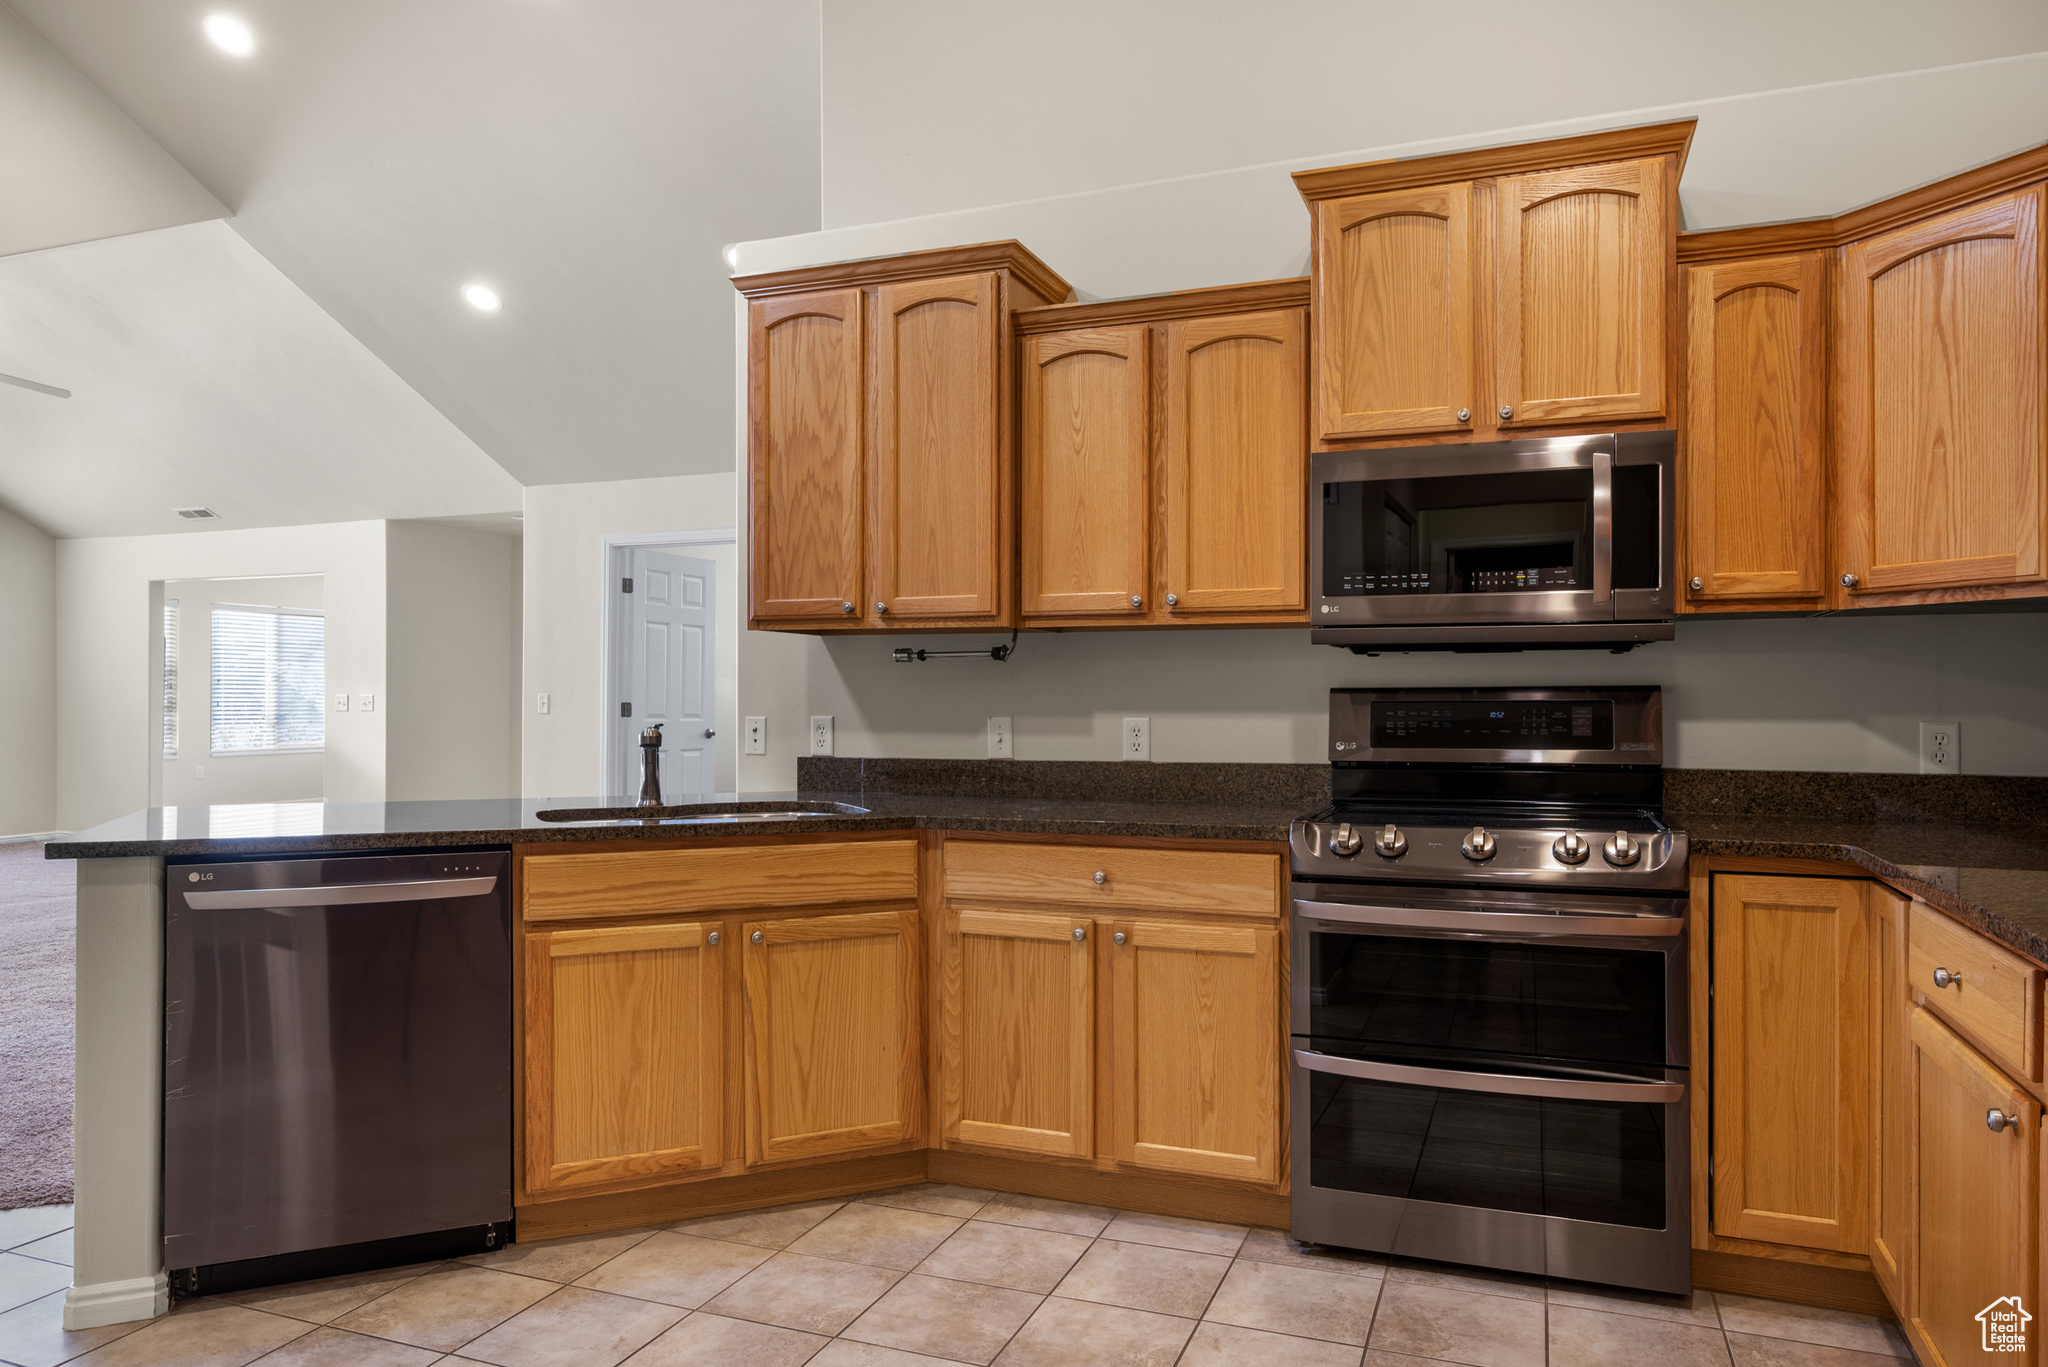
1294,1050,1686,1103
1292,897,1683,939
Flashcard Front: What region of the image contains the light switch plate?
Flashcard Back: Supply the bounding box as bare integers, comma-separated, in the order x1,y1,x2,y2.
536,692,550,715
1919,720,1960,774
988,716,1013,759
1122,716,1150,761
745,716,766,755
810,715,834,757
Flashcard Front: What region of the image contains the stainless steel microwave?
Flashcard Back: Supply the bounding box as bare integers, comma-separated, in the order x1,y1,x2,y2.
1310,431,1676,652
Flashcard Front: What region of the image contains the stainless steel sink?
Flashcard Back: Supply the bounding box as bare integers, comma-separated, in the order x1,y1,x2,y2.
533,800,869,826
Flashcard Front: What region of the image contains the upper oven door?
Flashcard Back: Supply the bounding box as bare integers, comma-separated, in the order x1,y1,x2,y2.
1314,434,1613,624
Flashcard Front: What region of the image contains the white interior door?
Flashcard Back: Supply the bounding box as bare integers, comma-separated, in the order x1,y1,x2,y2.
621,550,716,799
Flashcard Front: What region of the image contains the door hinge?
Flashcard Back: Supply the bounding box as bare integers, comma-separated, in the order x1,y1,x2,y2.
621,577,633,593
620,702,632,718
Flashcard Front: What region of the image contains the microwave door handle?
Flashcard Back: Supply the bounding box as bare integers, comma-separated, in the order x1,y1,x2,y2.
1292,897,1683,939
1293,1050,1686,1103
1591,447,1613,605
184,876,499,909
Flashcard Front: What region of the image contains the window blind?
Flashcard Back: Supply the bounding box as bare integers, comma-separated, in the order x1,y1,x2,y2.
210,605,326,754
162,598,179,758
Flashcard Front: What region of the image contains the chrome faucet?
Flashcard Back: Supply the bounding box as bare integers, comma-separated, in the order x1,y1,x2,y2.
637,724,665,808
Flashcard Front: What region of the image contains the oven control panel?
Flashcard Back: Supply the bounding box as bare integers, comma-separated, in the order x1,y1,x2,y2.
1291,819,1687,891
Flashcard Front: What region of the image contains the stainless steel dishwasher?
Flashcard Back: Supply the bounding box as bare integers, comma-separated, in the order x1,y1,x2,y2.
163,851,513,1293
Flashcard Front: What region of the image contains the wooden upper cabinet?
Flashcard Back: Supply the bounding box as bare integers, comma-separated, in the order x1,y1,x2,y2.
1838,186,2046,599
872,271,1003,622
742,909,921,1165
523,921,723,1197
1683,252,1830,608
1710,874,1869,1252
1495,156,1669,428
939,909,1094,1158
748,288,865,622
1163,308,1307,614
1907,1006,2038,1365
1311,184,1475,441
1020,325,1150,617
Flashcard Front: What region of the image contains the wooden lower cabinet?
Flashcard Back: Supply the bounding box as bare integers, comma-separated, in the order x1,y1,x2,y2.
1868,884,1911,1307
939,909,1094,1158
1110,918,1280,1184
742,909,922,1165
523,920,724,1195
1907,1006,2038,1364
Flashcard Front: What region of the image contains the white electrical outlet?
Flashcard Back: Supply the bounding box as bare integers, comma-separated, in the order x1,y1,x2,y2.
988,716,1013,759
1122,716,1150,761
536,692,549,715
1920,720,1960,774
810,715,834,757
333,693,350,712
745,716,766,755
359,693,376,713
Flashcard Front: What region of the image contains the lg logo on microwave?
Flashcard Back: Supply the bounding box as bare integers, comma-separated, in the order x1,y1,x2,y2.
187,871,213,882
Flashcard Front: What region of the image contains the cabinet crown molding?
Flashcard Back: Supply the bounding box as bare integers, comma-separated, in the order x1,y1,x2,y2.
1013,277,1310,335
1291,119,1696,204
732,238,1072,304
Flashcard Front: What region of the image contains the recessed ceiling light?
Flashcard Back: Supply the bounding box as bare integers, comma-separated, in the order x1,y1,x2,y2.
202,13,256,57
461,282,502,313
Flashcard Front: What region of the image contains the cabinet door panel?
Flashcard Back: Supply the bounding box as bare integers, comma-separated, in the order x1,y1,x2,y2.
749,289,864,621
1312,184,1476,441
1110,919,1279,1183
1909,1006,2037,1365
1710,875,1868,1251
524,921,722,1194
1164,308,1307,613
1496,157,1668,426
743,910,920,1164
872,272,1002,621
1684,253,1829,604
1869,884,1911,1309
940,909,1093,1157
1021,326,1150,617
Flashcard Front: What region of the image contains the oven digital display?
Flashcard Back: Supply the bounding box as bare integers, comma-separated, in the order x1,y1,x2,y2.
1370,701,1613,749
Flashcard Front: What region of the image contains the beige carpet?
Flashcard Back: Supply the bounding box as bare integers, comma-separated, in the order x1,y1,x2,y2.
0,841,73,1208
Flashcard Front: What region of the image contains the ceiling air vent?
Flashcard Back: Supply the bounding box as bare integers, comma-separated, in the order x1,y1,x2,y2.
174,507,220,520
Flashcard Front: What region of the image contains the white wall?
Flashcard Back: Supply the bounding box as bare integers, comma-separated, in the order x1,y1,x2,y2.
0,503,57,836
159,575,325,807
54,521,388,831
385,521,521,801
521,474,739,798
820,0,2048,228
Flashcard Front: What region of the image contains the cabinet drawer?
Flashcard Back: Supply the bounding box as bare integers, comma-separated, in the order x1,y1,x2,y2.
942,841,1281,917
523,840,918,922
1909,900,2042,1081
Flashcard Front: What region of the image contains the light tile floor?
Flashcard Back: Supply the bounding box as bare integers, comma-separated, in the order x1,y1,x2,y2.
0,1187,1919,1367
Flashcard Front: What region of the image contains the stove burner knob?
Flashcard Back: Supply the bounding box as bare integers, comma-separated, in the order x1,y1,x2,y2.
1373,823,1407,858
1329,823,1363,857
1553,831,1591,865
1460,826,1496,862
1603,830,1642,867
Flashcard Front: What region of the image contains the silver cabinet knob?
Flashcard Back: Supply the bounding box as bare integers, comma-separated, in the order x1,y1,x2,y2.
1932,966,1963,989
1165,594,1178,607
1456,408,1471,423
750,930,764,944
1072,926,1086,941
1461,826,1496,861
1329,823,1363,856
707,931,720,945
1553,831,1590,865
1989,1108,2015,1133
1113,931,1126,945
840,601,854,614
1498,404,1514,421
1603,830,1641,866
1374,823,1407,858
1840,573,1860,588
1130,594,1142,608
1688,576,1705,592
876,601,888,613
1092,870,1106,884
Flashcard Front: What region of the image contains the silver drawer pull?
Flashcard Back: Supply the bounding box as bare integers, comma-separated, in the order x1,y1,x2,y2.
1113,931,1126,946
1072,926,1086,942
1989,1108,2015,1134
707,931,720,946
751,930,764,944
1933,966,1962,989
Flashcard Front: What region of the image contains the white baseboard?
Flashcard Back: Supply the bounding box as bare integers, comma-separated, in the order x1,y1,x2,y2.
64,1271,168,1329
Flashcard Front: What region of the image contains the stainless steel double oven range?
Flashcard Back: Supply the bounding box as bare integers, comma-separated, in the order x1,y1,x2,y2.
1289,687,1691,1293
